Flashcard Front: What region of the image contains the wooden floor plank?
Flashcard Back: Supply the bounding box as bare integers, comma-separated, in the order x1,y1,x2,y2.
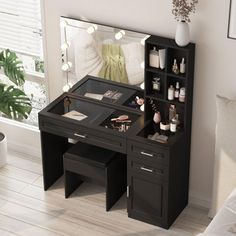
0,165,39,184
0,228,20,236
0,175,28,193
0,152,210,236
0,214,63,236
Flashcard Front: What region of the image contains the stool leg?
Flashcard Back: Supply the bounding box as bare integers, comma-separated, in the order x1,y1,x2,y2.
64,170,83,198
106,156,126,211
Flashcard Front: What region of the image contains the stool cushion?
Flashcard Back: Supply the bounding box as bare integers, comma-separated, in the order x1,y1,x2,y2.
64,142,116,168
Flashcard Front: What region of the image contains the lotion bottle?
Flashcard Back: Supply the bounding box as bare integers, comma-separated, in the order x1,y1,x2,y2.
149,47,160,68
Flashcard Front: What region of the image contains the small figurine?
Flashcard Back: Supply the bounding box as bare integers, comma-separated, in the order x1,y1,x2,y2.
172,59,180,74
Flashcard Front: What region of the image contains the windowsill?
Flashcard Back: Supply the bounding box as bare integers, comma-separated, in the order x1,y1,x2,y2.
0,116,39,133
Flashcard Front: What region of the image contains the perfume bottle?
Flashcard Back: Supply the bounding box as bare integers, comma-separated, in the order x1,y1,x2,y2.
152,77,161,92
168,85,175,100
174,82,180,99
179,87,186,103
169,104,176,121
172,59,179,74
149,47,160,68
180,58,186,74
153,111,161,124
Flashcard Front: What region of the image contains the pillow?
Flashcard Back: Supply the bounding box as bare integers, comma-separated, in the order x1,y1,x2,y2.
73,31,103,80
209,95,236,218
121,42,144,85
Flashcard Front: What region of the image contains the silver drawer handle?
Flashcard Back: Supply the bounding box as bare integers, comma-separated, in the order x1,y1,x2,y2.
140,167,153,173
140,151,153,157
74,133,87,139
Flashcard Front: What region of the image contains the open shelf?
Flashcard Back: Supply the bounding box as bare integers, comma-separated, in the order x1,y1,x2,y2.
137,121,184,145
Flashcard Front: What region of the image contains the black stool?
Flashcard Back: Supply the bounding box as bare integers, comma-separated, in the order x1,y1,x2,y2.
63,142,126,211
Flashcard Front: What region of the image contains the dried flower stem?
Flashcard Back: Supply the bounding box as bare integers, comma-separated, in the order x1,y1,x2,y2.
172,0,198,22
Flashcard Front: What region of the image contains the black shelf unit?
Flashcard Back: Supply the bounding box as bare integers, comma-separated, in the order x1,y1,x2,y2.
127,35,195,228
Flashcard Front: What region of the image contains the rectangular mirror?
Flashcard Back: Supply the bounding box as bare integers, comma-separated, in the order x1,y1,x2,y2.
60,16,150,89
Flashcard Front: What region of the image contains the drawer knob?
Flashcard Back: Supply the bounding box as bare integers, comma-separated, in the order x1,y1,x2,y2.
140,151,153,157
140,167,153,173
74,133,87,139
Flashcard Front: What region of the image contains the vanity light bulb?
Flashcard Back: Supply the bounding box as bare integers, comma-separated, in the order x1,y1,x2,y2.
140,104,145,112
115,30,125,40
61,63,69,71
87,24,98,34
140,82,145,90
61,42,71,51
61,62,72,71
62,84,70,92
60,20,68,28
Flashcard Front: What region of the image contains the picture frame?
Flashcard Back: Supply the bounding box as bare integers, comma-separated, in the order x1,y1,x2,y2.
228,0,236,39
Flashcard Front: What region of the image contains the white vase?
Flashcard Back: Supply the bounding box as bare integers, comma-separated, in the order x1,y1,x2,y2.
0,132,7,168
175,21,190,47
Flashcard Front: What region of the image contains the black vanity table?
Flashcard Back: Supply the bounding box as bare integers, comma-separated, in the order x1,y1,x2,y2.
39,36,195,229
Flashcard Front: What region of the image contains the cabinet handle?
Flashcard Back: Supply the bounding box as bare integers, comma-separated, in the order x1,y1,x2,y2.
127,186,130,198
140,167,153,173
74,133,87,139
140,151,153,157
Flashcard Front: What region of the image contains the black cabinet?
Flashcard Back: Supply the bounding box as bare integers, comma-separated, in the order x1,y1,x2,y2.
127,172,168,227
126,36,195,228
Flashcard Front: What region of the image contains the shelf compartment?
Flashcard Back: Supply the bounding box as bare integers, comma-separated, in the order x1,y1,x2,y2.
166,76,186,105
137,121,184,146
145,43,167,73
145,98,185,129
145,71,166,100
100,110,140,133
167,48,188,77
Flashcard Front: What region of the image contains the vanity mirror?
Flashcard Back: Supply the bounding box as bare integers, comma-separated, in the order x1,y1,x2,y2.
60,16,150,91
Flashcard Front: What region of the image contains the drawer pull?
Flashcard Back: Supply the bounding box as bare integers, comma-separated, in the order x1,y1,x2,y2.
74,133,87,139
140,151,153,157
140,167,153,173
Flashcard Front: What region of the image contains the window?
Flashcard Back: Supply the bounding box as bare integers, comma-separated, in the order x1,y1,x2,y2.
0,0,47,126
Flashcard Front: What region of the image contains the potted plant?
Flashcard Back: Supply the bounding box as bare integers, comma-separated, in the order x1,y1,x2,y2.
0,49,32,167
172,0,198,47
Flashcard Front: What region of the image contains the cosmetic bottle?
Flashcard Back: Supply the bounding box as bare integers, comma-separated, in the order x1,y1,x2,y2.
180,58,186,74
172,59,179,74
149,47,160,68
153,111,161,124
169,104,176,121
152,77,161,92
179,87,186,103
159,49,166,70
174,82,180,99
168,85,175,100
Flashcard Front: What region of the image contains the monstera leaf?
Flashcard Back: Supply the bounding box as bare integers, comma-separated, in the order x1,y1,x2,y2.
0,49,25,86
0,83,32,120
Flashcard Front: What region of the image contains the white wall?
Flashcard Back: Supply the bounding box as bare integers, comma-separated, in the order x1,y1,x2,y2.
41,0,236,208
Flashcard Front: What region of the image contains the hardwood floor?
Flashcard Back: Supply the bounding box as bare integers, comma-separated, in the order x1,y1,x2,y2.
0,151,211,236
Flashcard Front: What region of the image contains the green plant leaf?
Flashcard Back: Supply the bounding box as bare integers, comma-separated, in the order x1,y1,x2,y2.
0,49,25,86
0,83,32,120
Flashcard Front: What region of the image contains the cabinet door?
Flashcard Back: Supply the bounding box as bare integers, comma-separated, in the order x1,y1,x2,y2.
127,172,167,226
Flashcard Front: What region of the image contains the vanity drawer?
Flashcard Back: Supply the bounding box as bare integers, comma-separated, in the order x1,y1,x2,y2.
127,141,169,165
128,159,168,182
40,118,126,153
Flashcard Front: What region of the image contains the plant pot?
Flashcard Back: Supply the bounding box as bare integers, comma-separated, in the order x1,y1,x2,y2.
175,21,190,47
0,132,7,168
